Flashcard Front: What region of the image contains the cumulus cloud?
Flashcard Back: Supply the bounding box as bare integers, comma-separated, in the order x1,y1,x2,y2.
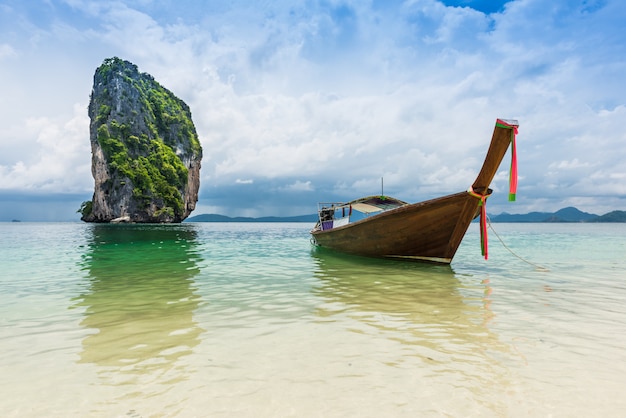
1,0,625,220
0,43,16,59
280,180,314,192
549,159,591,170
0,103,91,193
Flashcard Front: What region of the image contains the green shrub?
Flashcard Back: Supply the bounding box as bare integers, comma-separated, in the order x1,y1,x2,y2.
77,200,93,217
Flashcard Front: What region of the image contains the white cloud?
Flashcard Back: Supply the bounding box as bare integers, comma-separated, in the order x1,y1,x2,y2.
1,0,626,219
281,180,314,192
0,103,91,193
0,43,16,59
549,159,591,170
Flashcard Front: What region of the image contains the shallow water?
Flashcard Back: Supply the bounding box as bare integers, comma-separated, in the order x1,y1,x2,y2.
1,222,625,417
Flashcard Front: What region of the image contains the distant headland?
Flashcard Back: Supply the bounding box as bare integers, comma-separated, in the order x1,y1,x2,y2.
185,207,626,223
488,207,626,223
185,214,318,223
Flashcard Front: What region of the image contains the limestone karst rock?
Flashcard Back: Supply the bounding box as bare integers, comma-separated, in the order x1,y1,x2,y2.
79,57,202,223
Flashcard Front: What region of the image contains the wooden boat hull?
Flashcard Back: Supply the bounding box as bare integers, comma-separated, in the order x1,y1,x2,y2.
311,119,518,263
311,191,481,263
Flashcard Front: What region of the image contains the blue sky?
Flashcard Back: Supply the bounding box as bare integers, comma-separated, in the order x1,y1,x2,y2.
1,0,625,221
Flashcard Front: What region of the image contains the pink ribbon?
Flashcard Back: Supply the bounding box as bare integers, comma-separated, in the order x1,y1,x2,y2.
496,119,519,201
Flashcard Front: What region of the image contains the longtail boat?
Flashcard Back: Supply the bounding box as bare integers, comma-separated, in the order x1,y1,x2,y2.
310,118,519,263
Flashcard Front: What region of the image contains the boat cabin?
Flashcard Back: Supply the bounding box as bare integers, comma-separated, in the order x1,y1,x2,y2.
313,195,408,232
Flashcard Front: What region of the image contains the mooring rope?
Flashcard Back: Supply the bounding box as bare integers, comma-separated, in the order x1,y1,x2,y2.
486,217,550,272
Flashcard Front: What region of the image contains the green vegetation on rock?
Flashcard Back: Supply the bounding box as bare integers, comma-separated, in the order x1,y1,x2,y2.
77,200,93,218
97,119,188,213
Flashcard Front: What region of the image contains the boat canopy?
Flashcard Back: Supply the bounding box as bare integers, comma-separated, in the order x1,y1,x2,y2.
318,196,408,214
314,195,409,232
347,196,407,213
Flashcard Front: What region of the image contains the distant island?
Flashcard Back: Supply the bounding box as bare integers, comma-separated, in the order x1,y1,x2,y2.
489,207,626,223
185,214,318,223
186,207,626,223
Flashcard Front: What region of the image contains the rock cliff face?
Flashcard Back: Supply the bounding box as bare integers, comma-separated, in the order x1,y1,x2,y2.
80,57,202,223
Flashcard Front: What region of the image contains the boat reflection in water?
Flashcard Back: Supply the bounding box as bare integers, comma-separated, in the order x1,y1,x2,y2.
74,224,204,394
310,247,514,412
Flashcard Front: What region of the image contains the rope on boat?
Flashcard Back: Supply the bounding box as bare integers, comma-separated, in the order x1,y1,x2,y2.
486,217,550,272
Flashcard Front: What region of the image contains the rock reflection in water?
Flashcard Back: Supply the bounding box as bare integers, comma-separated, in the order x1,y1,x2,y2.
311,248,512,411
75,224,203,390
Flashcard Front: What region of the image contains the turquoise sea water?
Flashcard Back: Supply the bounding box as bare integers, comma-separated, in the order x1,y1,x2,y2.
1,222,625,417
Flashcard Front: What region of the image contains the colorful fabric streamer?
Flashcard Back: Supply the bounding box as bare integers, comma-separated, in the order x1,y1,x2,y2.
467,186,489,260
496,119,519,201
469,119,519,260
